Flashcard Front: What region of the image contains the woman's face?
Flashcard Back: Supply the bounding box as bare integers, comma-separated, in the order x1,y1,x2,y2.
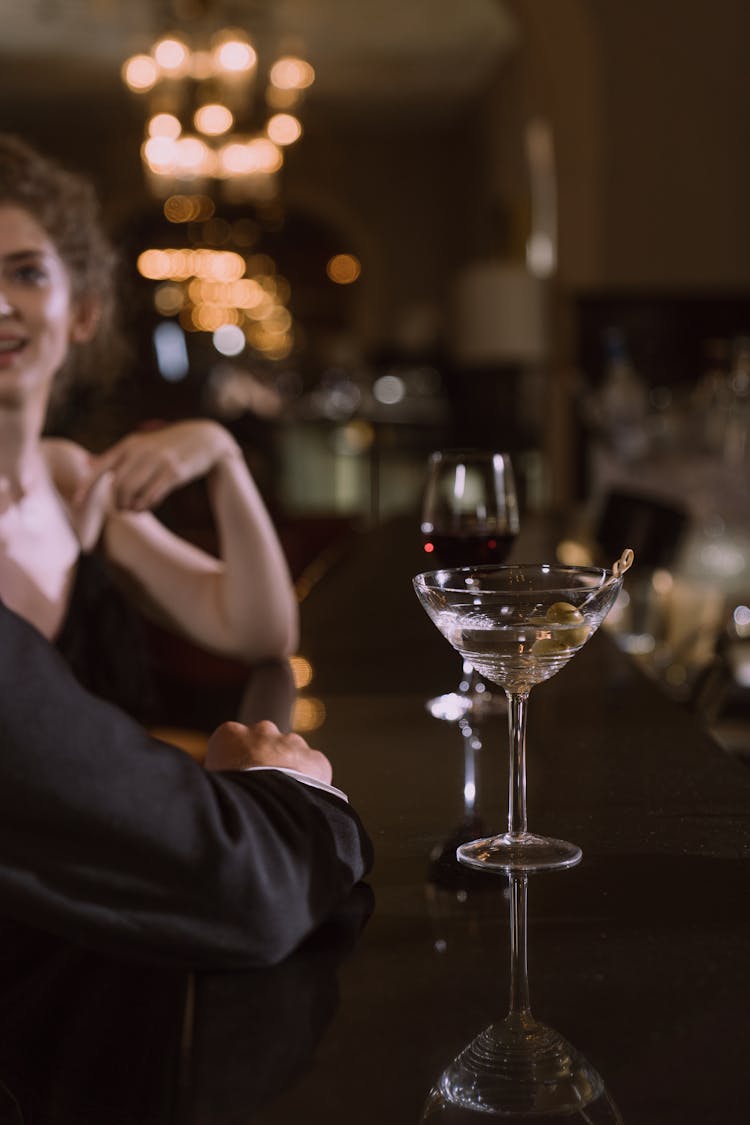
0,204,94,407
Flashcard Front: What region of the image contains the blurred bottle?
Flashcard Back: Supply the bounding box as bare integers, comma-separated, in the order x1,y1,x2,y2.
693,336,732,454
592,326,649,461
724,335,750,464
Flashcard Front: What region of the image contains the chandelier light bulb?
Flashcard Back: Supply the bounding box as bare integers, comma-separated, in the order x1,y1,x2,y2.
194,103,234,136
124,27,311,208
269,57,315,90
219,142,256,176
248,138,283,174
122,54,159,92
174,136,211,172
267,113,302,146
142,136,179,171
153,37,190,72
148,113,182,139
214,39,257,73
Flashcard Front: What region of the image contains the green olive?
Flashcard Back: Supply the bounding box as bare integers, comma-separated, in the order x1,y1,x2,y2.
565,624,591,647
546,601,584,624
531,637,565,657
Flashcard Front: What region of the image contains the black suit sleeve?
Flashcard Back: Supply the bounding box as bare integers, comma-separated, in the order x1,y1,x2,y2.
0,601,373,969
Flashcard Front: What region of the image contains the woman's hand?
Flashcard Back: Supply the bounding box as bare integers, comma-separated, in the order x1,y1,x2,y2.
84,421,239,512
204,720,333,784
48,420,299,662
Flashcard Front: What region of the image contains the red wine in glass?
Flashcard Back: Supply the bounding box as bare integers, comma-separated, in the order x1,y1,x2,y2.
423,530,518,569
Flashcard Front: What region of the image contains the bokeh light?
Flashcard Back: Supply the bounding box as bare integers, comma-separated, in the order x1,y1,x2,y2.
214,38,256,73
148,113,182,139
153,282,186,316
153,37,189,72
163,195,215,223
270,57,315,90
326,253,361,285
194,103,234,136
373,374,405,405
292,697,326,733
213,323,246,355
122,54,159,91
289,656,313,689
267,113,302,146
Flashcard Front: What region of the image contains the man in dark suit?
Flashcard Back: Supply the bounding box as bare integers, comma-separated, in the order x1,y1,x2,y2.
0,599,373,968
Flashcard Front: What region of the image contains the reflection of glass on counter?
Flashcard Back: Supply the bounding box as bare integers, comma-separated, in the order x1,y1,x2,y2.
421,873,623,1122
425,717,492,887
424,715,500,953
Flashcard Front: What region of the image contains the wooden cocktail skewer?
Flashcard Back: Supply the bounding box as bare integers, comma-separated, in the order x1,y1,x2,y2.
612,548,634,578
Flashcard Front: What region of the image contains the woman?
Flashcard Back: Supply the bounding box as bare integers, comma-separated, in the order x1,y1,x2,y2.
0,134,298,717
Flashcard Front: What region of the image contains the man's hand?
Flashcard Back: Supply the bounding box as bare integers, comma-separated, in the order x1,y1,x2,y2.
204,720,333,785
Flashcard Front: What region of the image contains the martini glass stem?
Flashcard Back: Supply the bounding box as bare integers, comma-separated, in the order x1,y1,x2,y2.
507,690,530,838
508,873,531,1019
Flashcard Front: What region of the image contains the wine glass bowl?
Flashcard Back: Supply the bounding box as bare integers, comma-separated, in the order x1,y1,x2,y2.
414,561,629,872
421,448,519,569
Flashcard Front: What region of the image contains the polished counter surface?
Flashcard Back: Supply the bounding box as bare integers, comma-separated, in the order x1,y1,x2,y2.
3,514,750,1122
276,515,750,1123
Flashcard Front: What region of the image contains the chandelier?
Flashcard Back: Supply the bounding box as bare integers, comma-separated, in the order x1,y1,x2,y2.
121,13,314,201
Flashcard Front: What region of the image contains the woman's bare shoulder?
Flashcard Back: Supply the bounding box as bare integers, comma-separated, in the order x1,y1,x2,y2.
41,438,94,500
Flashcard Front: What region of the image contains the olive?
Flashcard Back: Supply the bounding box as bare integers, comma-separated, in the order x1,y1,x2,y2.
546,601,584,624
564,624,591,647
531,636,564,657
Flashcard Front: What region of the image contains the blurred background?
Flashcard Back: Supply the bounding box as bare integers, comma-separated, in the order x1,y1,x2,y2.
3,0,750,748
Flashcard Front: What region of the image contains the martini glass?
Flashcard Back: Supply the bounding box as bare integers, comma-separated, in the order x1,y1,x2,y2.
420,873,624,1122
420,449,520,721
414,554,632,872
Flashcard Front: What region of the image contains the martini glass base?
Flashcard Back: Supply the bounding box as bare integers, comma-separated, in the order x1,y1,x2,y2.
457,832,582,873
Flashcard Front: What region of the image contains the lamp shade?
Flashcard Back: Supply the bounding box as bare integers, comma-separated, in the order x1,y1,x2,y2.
451,261,548,366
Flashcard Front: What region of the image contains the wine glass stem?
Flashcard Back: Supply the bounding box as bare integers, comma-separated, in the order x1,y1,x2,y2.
506,690,530,838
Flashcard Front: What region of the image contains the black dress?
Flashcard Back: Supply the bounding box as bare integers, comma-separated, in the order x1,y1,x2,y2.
54,551,159,724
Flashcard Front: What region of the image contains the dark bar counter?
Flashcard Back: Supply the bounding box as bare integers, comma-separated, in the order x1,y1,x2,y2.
270,514,750,1124
3,514,750,1122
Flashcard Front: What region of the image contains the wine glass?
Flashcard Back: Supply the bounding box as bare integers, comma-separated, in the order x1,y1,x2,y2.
420,872,624,1122
420,450,520,721
414,553,633,872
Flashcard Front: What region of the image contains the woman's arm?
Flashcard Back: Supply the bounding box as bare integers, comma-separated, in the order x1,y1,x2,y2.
50,424,299,661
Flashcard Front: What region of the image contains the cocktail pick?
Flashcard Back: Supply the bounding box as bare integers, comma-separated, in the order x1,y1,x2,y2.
612,548,635,578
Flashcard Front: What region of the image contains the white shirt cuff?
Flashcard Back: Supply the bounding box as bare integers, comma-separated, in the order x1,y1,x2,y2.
242,765,349,803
